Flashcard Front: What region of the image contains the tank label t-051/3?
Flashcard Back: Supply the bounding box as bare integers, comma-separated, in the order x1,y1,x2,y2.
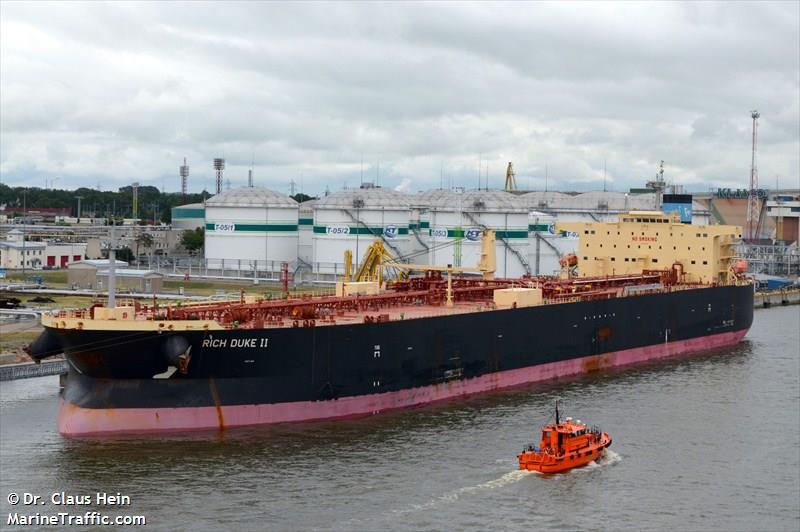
202,337,269,349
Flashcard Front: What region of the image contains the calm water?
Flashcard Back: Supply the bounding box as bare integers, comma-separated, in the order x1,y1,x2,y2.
1,306,798,531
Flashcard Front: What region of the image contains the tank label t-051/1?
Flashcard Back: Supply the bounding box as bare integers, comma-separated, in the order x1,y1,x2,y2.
202,337,269,349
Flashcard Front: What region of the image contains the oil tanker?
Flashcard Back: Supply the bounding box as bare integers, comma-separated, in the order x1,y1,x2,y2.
28,212,753,436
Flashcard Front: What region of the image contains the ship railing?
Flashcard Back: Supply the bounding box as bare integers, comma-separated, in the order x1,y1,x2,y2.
55,308,91,319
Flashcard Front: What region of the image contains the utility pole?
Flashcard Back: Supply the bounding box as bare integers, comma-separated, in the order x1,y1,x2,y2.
545,163,548,192
76,196,84,222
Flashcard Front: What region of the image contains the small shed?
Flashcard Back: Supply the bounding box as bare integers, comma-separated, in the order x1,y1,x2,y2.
96,269,164,293
67,260,129,289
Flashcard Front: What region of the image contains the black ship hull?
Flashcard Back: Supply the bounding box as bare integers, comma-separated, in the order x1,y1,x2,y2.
47,285,752,435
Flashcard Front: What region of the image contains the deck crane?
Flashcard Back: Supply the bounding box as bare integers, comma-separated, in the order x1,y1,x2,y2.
344,241,409,287
343,230,498,307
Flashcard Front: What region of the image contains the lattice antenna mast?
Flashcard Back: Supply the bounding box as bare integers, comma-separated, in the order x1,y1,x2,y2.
746,110,760,240
213,158,225,194
179,158,189,202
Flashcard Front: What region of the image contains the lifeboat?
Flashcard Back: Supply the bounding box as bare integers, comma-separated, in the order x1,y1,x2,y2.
517,404,611,474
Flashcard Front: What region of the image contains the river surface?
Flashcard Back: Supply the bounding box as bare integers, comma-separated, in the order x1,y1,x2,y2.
1,305,798,531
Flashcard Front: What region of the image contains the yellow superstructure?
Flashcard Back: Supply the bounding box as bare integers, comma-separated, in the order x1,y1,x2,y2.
556,211,742,284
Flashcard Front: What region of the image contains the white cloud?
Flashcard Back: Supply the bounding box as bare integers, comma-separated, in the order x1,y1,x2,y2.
0,1,797,196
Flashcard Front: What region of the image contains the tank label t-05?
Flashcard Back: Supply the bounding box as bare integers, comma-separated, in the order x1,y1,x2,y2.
202,337,269,348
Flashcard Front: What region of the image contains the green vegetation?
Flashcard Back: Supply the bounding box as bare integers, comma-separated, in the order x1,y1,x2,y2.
1,185,319,224
180,228,205,253
7,270,68,286
0,183,211,223
1,331,41,353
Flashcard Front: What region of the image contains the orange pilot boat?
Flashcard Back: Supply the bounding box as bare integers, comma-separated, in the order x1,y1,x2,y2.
518,403,612,474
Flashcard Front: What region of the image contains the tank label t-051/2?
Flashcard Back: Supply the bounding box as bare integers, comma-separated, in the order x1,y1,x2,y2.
202,337,269,349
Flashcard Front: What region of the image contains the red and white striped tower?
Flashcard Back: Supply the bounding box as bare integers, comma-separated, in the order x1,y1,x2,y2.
746,110,760,241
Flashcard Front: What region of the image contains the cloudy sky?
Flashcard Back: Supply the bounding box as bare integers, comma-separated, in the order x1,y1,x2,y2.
1,1,798,196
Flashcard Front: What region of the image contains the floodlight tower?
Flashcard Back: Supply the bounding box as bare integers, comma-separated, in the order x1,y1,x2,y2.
746,110,760,241
213,158,225,195
179,158,189,202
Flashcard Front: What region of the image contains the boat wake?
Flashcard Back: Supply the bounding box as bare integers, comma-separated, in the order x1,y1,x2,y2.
584,449,622,470
397,468,533,514
528,448,622,476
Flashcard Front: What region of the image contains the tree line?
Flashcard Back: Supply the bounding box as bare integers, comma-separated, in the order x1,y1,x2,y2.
0,184,317,224
0,183,211,223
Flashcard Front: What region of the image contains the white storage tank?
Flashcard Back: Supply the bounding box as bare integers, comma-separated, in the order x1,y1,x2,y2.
426,189,530,278
171,203,205,230
408,190,449,262
523,190,657,223
204,187,299,273
298,199,317,266
527,210,565,276
312,185,411,274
